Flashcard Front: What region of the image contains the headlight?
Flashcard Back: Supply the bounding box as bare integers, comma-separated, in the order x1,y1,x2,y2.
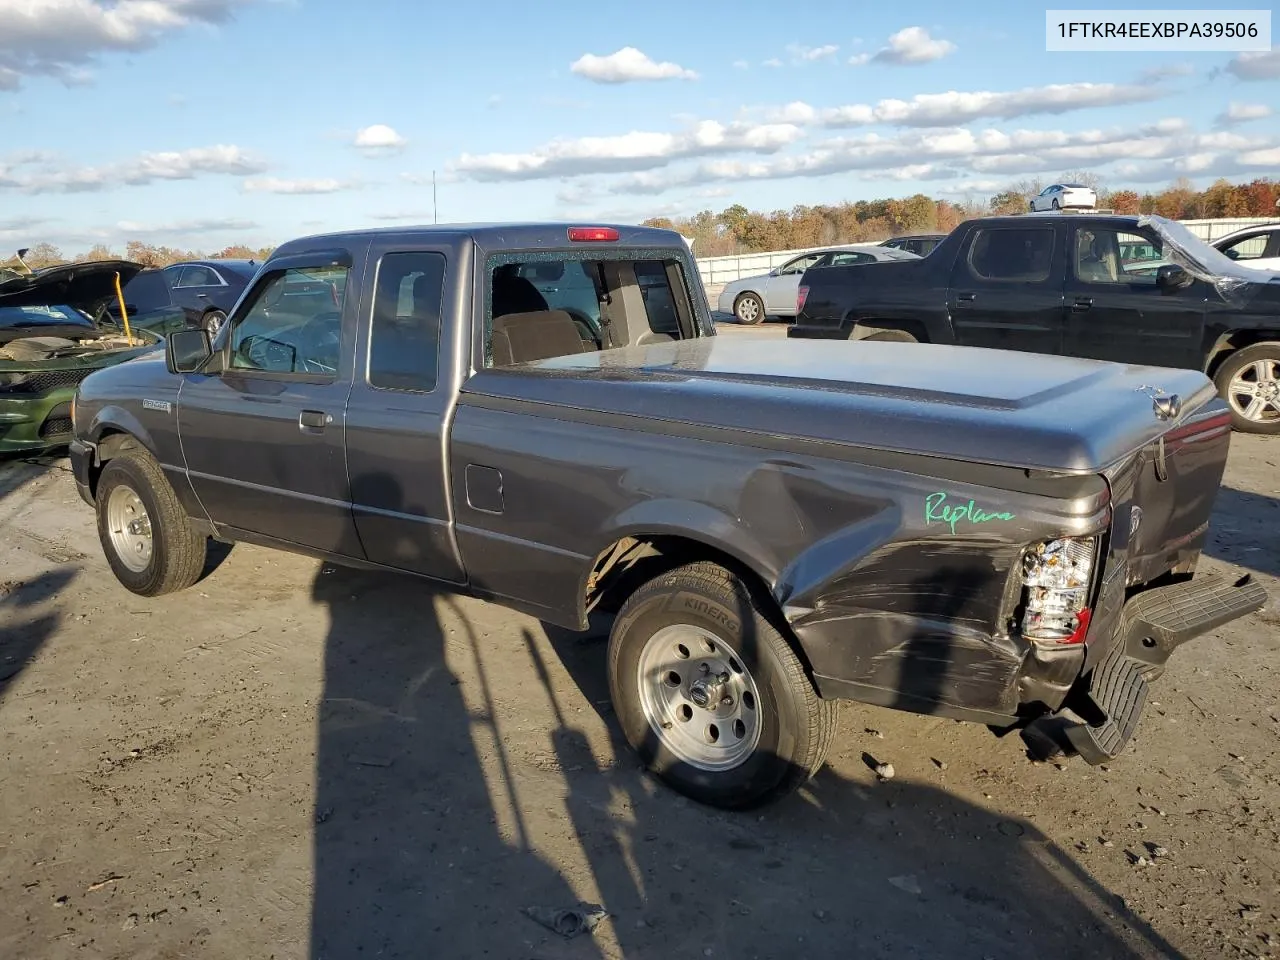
1020,536,1097,644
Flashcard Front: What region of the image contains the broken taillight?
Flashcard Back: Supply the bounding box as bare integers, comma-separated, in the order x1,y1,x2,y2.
796,285,809,314
1020,536,1098,644
567,226,619,242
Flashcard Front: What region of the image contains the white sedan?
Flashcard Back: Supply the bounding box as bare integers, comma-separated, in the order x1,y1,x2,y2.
1028,183,1097,212
716,244,919,325
1213,223,1280,272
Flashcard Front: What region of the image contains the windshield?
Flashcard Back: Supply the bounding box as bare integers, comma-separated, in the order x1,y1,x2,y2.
0,304,95,329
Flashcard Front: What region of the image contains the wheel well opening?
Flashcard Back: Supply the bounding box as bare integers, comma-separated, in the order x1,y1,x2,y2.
850,318,927,343
1207,334,1280,380
88,430,143,497
583,535,820,679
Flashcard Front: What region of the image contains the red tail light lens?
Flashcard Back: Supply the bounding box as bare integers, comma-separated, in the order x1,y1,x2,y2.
796,285,809,313
567,226,619,242
1021,536,1098,644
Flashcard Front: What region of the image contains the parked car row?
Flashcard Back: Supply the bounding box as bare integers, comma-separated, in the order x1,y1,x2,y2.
0,252,258,453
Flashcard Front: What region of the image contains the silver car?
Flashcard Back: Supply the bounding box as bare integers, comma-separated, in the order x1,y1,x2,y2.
717,244,920,324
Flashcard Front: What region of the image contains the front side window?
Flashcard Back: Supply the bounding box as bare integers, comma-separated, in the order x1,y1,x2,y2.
228,264,348,375
1075,228,1163,285
1220,233,1269,261
966,228,1055,282
368,251,445,392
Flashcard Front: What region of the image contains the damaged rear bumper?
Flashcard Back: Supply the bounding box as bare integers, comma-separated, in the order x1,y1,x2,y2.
1028,572,1267,764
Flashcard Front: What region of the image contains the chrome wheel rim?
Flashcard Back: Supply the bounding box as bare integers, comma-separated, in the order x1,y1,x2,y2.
736,296,760,323
636,624,762,771
106,485,153,573
1228,359,1280,423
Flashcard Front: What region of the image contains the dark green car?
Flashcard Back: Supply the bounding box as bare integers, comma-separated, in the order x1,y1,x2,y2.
0,256,166,454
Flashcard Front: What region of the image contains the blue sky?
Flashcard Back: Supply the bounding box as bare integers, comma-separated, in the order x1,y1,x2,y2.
1,0,1277,254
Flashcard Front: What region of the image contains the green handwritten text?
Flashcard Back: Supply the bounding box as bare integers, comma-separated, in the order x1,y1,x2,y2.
924,491,1016,535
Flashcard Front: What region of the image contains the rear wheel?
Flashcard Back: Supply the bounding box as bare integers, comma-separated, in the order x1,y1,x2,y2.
1051,198,1061,210
1215,343,1280,434
733,292,765,325
96,450,207,596
607,561,836,809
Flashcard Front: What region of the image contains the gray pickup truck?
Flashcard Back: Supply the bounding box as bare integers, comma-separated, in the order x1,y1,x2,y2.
69,222,1265,809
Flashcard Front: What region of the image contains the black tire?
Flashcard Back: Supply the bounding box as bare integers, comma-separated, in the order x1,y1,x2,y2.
1051,199,1060,210
1213,342,1280,434
607,561,836,809
733,292,765,325
203,309,227,339
95,451,207,596
862,329,918,343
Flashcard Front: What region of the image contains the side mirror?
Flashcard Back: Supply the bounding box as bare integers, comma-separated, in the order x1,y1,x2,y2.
1156,264,1193,292
166,329,212,374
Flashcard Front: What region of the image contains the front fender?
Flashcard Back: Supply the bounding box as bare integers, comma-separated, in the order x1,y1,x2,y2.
87,404,160,462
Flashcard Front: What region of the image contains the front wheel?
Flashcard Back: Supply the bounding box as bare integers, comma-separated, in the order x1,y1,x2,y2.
733,292,765,325
1051,199,1061,210
607,562,836,809
1215,343,1280,434
96,451,208,596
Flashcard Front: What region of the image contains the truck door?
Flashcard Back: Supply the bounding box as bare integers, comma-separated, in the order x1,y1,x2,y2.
177,246,366,557
1062,223,1206,369
342,239,466,583
946,222,1065,355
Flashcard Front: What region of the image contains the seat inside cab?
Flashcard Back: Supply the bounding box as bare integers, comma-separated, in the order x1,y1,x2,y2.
485,256,695,367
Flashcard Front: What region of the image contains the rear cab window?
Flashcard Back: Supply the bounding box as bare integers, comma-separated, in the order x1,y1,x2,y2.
961,226,1057,283
483,251,699,368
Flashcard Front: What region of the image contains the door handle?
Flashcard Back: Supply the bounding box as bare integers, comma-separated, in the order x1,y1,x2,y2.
299,410,331,430
955,293,976,307
1071,297,1093,312
196,293,209,299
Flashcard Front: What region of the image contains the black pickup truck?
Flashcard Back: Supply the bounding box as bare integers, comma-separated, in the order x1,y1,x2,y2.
68,222,1265,809
791,213,1280,435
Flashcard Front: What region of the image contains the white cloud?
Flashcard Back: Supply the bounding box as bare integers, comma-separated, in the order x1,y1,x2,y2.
1216,102,1272,127
454,120,804,181
1224,50,1280,81
848,53,870,66
1139,63,1194,82
732,59,749,70
787,43,838,62
0,0,258,90
368,211,437,222
0,144,266,194
1240,146,1280,165
353,123,407,154
762,58,783,68
871,27,955,65
763,101,819,124
242,177,352,195
116,217,260,233
604,122,1278,193
569,47,697,84
816,81,1164,128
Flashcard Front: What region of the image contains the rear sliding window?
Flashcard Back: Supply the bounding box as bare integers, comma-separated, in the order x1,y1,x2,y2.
485,255,691,368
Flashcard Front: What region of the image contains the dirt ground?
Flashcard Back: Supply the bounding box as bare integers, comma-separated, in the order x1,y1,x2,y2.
1,335,1278,959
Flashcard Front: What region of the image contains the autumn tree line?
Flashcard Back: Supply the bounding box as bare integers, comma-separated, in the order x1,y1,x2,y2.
644,176,1280,257
11,176,1278,267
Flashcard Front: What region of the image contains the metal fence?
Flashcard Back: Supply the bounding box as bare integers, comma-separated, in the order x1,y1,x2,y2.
694,217,1276,292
